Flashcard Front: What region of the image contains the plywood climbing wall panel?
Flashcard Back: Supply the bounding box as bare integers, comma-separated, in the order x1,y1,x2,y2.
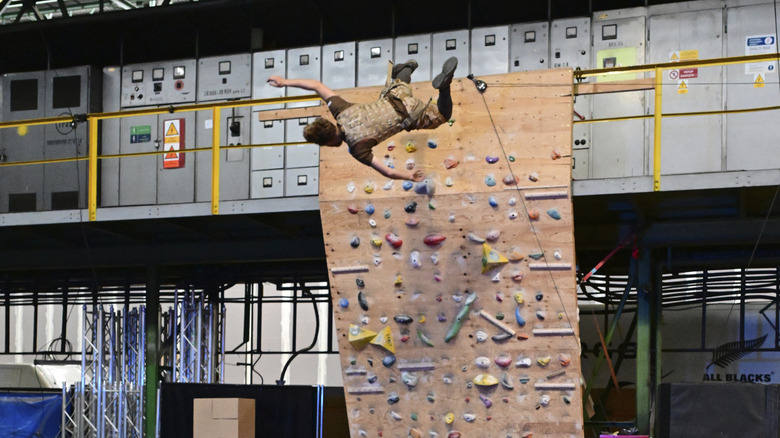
318,69,581,438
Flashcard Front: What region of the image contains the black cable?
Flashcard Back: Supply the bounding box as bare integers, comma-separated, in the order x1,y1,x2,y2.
276,287,319,385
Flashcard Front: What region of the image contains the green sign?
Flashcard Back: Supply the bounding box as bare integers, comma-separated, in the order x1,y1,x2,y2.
130,125,152,143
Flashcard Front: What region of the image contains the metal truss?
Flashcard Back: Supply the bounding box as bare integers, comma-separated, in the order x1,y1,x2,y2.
63,305,145,438
0,0,194,25
165,289,224,384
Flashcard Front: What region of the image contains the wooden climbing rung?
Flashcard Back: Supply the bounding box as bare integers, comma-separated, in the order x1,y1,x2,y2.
532,327,575,336
346,385,385,394
479,310,516,336
529,262,572,270
524,190,570,200
331,265,370,274
534,382,576,390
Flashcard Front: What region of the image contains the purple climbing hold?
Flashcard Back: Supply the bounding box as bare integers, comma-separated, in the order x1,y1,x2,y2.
486,156,499,164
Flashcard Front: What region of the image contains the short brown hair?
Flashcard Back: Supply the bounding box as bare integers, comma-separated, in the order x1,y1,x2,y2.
303,118,337,145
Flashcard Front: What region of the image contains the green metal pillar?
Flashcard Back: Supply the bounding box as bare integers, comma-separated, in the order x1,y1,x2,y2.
635,249,652,434
145,267,160,438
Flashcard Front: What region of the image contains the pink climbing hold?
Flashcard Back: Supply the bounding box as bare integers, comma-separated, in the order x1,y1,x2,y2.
385,233,403,249
348,205,358,214
423,234,447,246
494,356,512,368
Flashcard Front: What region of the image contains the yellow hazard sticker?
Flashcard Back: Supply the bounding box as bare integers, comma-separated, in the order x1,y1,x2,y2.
754,74,765,88
677,80,688,94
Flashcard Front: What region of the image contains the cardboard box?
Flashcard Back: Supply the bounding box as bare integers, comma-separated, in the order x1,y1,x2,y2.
193,398,255,438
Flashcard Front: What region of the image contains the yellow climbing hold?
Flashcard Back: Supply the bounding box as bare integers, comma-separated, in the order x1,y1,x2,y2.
371,238,383,248
364,183,375,194
444,412,455,424
394,274,403,286
370,326,395,354
405,141,417,153
348,324,377,350
473,373,499,387
481,243,509,274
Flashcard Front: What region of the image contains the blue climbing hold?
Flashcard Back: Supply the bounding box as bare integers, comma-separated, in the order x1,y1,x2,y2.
339,298,349,308
365,204,375,215
488,196,498,207
403,181,413,191
485,175,496,187
427,140,437,149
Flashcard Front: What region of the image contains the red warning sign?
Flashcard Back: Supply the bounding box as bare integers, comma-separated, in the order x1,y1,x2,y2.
163,119,185,169
679,68,698,79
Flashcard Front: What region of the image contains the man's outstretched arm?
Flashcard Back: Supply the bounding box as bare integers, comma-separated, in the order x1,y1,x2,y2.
267,76,336,101
370,155,424,182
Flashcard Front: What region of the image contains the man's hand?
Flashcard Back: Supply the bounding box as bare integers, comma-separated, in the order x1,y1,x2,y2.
267,76,285,88
410,169,425,182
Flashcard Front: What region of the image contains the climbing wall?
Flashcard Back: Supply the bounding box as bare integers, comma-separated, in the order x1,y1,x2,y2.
318,69,581,438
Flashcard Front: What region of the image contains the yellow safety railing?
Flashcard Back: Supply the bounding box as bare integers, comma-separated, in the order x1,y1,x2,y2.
2,53,778,220
0,94,320,221
574,52,780,192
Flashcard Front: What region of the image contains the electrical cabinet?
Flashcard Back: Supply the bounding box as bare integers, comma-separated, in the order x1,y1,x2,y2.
322,42,356,91
432,30,470,79
286,46,322,109
196,54,253,202
251,169,285,198
284,166,319,197
647,2,724,175
724,1,780,171
357,39,394,87
120,59,197,108
510,22,549,72
1,66,98,213
0,71,45,212
551,17,592,177
394,34,433,82
251,49,287,183
470,25,510,76
591,8,647,179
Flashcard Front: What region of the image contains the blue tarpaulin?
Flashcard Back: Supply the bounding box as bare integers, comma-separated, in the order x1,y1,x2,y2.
0,392,62,438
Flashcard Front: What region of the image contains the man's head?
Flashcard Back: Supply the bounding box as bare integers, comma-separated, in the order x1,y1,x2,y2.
304,118,341,146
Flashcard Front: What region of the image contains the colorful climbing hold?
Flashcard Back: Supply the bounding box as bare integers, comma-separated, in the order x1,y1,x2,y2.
486,156,499,164
537,356,551,367
486,229,500,242
405,201,417,213
468,232,486,243
405,141,416,153
370,326,395,354
405,217,419,227
427,139,437,149
508,155,516,162
350,236,360,248
384,209,392,219
417,329,435,347
358,292,368,310
481,243,509,273
410,251,422,268
495,355,512,368
387,143,395,151
356,278,365,288
444,412,455,425
515,308,526,327
364,183,375,194
402,181,413,191
529,172,539,182
385,233,403,249
387,392,400,404
473,374,499,387
423,234,447,246
479,394,493,408
547,208,561,220
348,205,358,214
382,355,396,367
484,175,496,186
528,251,544,260
503,175,519,186
394,314,413,324
348,324,377,349
371,237,383,248
489,196,498,207
444,158,459,169
339,298,349,308
475,357,490,368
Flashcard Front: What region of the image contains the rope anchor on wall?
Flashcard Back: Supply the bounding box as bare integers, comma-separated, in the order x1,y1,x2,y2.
467,74,487,93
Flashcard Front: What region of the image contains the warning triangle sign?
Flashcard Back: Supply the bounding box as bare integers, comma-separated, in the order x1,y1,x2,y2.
166,122,179,136
755,74,765,88
670,52,679,61
164,147,178,159
678,80,688,94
